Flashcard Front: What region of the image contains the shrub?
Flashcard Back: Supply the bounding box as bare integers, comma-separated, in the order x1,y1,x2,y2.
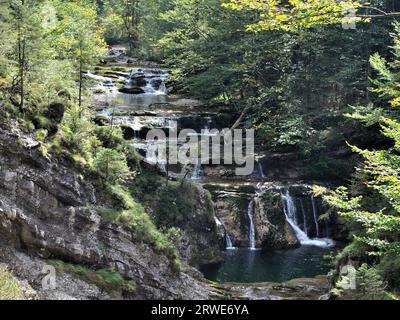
48,260,135,298
93,148,132,184
156,181,197,226
0,266,23,300
105,185,181,272
377,254,400,290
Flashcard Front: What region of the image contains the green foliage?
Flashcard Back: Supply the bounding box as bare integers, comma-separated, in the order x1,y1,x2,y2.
48,260,135,297
0,0,106,120
0,266,23,300
95,126,141,169
56,104,100,167
105,184,181,272
332,263,396,300
377,253,400,289
345,103,387,126
156,180,197,226
223,0,361,32
319,26,400,296
94,148,132,184
335,241,371,264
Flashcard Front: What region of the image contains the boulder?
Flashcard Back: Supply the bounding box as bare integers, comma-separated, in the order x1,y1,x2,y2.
118,86,145,94
120,125,136,140
150,78,163,90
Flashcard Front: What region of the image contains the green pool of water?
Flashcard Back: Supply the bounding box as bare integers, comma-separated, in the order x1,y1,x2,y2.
201,246,336,283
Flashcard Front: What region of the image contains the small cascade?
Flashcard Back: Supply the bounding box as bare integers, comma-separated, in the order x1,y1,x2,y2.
159,162,167,175
125,68,168,95
215,216,236,250
300,199,308,235
311,197,321,238
191,161,203,180
281,190,334,248
257,161,266,179
247,199,256,250
225,233,235,250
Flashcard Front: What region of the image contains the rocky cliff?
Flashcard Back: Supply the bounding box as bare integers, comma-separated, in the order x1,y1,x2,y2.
0,127,217,299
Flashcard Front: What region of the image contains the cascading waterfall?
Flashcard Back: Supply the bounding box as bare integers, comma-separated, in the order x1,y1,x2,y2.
281,190,334,248
225,233,235,250
215,216,235,250
191,161,203,180
311,197,321,238
247,199,256,250
127,68,168,95
300,199,308,235
257,161,266,179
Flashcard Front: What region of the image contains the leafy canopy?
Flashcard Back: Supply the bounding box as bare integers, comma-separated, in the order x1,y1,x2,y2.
222,0,361,31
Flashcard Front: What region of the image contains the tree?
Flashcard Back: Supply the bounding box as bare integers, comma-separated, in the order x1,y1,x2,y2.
222,0,400,32
3,0,48,112
52,0,107,106
94,148,132,184
100,0,142,49
316,24,400,293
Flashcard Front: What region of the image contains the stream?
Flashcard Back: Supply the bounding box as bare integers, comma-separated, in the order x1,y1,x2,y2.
91,53,338,285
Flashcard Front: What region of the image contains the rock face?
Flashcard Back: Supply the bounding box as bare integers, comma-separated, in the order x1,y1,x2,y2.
0,129,215,300
254,191,299,250
173,186,225,268
219,275,330,300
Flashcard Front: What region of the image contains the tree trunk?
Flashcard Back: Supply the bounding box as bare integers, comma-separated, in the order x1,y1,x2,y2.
78,59,83,107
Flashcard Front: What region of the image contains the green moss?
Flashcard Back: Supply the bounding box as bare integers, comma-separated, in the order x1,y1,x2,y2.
205,190,215,219
48,260,135,297
101,184,181,272
336,241,370,265
0,267,23,300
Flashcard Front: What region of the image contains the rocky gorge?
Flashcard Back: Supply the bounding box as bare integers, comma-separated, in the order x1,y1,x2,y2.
0,48,347,300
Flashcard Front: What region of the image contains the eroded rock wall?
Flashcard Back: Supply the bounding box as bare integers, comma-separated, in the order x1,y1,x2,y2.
0,129,215,299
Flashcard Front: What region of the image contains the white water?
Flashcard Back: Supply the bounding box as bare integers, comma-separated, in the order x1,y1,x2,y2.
127,68,168,95
191,161,203,180
215,216,236,250
281,190,334,248
258,161,266,179
225,233,236,250
311,197,321,238
247,199,256,250
300,199,308,235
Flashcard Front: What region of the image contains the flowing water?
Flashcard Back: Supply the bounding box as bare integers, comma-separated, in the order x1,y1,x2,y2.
281,190,335,248
247,199,256,250
191,161,203,180
94,61,337,284
311,197,321,238
225,233,236,250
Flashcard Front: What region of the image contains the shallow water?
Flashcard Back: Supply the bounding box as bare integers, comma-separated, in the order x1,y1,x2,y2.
110,92,169,109
201,246,335,283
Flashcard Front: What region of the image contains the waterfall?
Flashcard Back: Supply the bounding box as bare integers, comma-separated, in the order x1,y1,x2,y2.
281,190,309,243
226,233,235,250
311,197,321,238
281,190,334,248
258,161,266,179
191,161,203,180
159,162,167,174
215,216,236,250
300,199,308,235
247,199,256,250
